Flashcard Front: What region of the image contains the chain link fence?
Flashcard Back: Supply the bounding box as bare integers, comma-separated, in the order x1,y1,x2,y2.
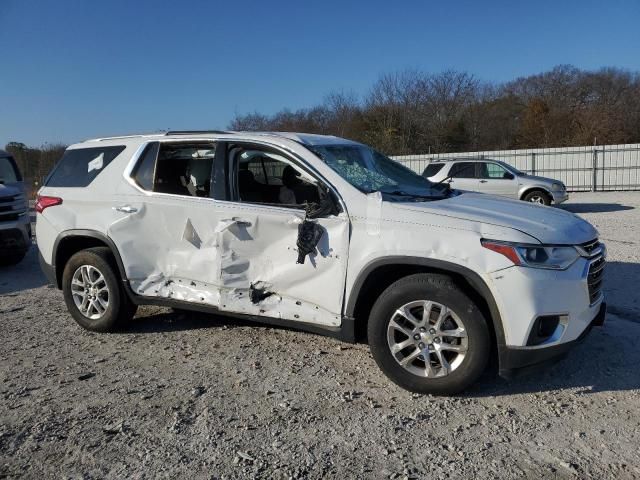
392,143,640,192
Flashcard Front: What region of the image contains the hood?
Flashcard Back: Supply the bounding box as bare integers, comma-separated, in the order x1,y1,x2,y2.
520,174,559,185
0,183,23,198
392,192,597,244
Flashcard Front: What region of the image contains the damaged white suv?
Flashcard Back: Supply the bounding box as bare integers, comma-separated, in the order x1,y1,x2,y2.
36,131,606,394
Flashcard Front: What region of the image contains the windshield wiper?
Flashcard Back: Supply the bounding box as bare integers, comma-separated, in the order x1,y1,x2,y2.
380,190,442,200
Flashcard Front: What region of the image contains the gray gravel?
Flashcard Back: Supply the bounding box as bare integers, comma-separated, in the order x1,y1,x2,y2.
1,192,640,479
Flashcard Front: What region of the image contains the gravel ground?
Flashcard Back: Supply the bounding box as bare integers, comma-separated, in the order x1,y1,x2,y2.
1,192,639,479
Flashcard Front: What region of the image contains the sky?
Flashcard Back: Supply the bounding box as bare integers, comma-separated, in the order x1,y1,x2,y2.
1,0,639,147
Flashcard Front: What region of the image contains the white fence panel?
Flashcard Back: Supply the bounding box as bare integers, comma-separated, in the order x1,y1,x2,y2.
392,143,640,192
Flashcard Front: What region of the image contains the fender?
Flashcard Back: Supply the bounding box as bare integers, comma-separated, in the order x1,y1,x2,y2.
345,256,507,351
519,185,552,200
51,229,129,289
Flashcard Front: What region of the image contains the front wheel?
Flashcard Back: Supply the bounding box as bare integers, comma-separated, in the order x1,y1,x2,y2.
523,190,551,206
368,273,490,395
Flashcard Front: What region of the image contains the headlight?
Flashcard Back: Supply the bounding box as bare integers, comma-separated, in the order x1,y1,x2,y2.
551,182,564,191
482,240,580,270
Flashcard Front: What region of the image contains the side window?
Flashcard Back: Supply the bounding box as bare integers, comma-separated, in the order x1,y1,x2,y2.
423,163,445,177
450,162,477,178
131,142,215,197
482,162,509,179
229,145,320,207
46,146,125,187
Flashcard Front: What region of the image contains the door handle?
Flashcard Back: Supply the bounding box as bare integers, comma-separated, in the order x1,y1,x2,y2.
479,180,488,183
114,205,138,214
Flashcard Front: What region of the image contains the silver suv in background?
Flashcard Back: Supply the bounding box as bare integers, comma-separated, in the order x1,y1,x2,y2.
0,149,31,266
423,158,568,205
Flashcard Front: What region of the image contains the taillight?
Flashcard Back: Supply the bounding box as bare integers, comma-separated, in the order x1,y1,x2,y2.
35,195,63,213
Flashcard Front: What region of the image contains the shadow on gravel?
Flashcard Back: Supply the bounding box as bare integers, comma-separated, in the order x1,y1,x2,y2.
465,318,640,397
121,310,254,333
0,246,47,295
601,261,640,323
122,308,309,337
561,203,634,213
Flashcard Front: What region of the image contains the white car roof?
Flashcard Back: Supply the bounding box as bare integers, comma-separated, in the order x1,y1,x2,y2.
76,131,361,149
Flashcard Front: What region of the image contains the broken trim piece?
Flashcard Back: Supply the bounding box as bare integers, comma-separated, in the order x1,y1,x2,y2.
249,282,274,303
296,220,324,264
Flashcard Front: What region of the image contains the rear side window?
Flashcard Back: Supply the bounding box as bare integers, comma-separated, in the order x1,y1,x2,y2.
423,163,445,177
131,142,216,197
46,146,125,187
0,156,21,183
132,143,159,191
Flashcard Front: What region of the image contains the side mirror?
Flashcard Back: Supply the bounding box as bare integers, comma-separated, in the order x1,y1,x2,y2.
306,184,340,218
503,172,515,180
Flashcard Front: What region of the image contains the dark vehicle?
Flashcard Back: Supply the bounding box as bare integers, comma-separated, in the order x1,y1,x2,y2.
0,149,31,265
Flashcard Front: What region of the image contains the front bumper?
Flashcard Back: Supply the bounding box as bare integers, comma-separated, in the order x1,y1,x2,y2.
0,214,32,256
552,190,569,204
499,302,606,378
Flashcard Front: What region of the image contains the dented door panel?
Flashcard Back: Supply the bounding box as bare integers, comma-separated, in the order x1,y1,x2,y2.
108,194,349,327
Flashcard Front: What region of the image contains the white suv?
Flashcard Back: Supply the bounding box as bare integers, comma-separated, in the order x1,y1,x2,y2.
36,131,606,394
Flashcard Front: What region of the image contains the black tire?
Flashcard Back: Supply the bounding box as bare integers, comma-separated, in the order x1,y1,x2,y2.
368,273,490,395
0,251,27,267
523,189,551,206
62,247,137,332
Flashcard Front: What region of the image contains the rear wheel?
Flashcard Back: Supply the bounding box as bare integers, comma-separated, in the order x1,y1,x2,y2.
368,273,490,395
523,190,551,205
62,247,137,332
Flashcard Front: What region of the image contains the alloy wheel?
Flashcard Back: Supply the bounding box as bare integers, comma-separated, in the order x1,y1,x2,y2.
528,195,546,204
387,300,468,378
70,265,110,320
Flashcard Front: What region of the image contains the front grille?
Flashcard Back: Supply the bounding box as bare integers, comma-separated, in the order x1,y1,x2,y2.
0,194,27,220
579,239,601,257
587,256,605,304
0,213,19,222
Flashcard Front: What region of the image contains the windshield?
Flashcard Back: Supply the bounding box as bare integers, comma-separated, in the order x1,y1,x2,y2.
497,160,523,175
309,144,446,200
0,156,20,183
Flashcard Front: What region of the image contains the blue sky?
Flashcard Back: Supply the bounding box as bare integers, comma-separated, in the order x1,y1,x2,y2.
1,0,639,147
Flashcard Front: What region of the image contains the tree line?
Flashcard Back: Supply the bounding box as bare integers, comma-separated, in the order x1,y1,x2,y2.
229,65,640,155
5,65,640,193
3,142,66,194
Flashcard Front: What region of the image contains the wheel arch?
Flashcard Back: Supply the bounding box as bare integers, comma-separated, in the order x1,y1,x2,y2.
519,186,552,201
345,257,506,351
52,230,128,289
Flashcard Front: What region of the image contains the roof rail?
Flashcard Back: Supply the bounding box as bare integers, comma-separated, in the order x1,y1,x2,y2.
90,134,152,141
165,130,230,136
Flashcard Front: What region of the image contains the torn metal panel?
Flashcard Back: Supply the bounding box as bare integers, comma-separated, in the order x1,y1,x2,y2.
107,195,349,327
182,218,202,249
